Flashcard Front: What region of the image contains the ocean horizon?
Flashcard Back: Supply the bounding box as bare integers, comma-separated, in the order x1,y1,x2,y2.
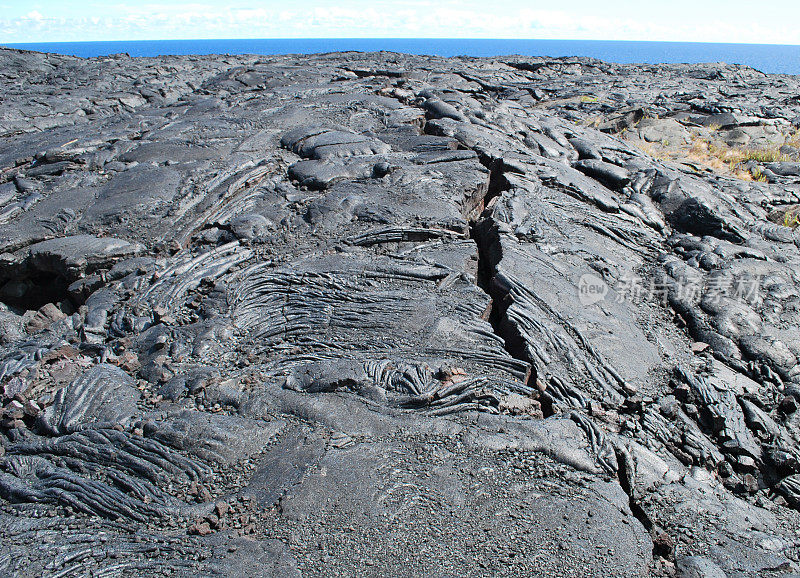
4,38,800,75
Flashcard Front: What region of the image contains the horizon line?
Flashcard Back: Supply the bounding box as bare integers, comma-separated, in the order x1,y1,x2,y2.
4,37,800,49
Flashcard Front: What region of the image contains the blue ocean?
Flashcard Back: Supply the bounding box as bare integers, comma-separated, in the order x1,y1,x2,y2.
4,38,800,75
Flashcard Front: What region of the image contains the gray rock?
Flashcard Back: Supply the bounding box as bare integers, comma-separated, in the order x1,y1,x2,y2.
2,47,800,578
38,364,140,434
677,555,727,578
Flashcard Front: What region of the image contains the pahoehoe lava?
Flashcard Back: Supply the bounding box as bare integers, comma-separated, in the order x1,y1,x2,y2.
2,47,800,576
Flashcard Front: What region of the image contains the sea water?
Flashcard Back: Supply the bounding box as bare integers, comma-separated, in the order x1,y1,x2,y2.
4,38,800,75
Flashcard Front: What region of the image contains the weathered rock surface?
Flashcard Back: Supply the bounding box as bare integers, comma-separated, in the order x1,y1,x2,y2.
2,47,800,576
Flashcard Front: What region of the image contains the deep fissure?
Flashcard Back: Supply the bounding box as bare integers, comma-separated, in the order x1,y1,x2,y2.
414,105,547,405
466,155,542,395
466,151,662,544
614,446,665,558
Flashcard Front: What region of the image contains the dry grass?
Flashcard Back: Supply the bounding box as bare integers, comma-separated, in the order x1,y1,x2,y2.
600,114,799,183
630,140,672,161
742,148,790,163
583,115,603,128
680,135,793,180
685,138,751,179
768,204,800,228
750,167,769,182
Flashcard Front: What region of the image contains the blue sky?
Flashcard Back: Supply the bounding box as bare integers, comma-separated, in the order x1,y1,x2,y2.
2,1,799,45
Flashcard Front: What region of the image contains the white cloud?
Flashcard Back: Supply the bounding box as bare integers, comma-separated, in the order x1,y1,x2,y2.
1,2,799,45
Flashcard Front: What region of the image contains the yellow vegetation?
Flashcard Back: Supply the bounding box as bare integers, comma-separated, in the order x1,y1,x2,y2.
678,135,792,181
767,204,800,228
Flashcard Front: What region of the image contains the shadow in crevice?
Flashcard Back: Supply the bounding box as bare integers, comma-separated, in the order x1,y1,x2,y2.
0,269,74,313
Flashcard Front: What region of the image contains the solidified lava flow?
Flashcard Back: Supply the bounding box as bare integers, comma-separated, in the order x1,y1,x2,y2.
2,48,800,576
